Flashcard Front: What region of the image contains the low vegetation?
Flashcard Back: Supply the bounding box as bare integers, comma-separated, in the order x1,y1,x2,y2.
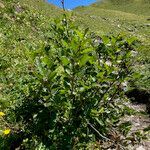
0,0,149,149
74,0,150,91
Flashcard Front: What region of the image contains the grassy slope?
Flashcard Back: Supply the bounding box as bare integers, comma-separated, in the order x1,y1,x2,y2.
0,0,60,67
74,0,150,56
0,0,62,108
0,0,149,93
1,0,149,59
74,0,150,90
0,0,62,59
0,0,62,43
93,0,150,16
21,0,62,18
0,1,149,147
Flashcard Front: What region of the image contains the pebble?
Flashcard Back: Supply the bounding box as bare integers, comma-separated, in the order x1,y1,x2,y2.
136,146,145,150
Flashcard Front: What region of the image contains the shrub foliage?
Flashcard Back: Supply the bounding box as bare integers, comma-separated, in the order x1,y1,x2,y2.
0,15,137,149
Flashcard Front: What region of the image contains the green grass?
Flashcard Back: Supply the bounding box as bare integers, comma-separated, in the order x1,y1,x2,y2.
0,0,150,148
75,6,150,57
0,0,62,61
92,0,150,16
74,0,150,91
0,0,150,93
21,0,62,17
0,0,63,109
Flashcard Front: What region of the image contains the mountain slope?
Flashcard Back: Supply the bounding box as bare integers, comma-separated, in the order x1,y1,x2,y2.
0,0,149,149
0,0,62,65
75,5,149,54
74,0,150,90
93,0,150,16
0,0,62,108
1,0,150,91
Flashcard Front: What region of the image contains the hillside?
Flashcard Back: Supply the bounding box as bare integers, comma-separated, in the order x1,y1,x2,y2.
93,0,150,16
0,0,62,109
0,0,62,49
1,0,149,60
0,0,150,149
0,0,61,75
75,0,150,55
74,0,150,90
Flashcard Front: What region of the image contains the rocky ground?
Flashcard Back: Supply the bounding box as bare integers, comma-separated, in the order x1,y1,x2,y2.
125,103,150,150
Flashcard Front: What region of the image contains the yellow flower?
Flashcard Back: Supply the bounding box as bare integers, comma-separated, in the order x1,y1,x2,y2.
3,129,11,135
0,112,5,117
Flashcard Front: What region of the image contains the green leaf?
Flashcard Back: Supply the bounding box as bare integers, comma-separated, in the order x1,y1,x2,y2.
36,58,45,76
95,118,104,126
84,28,89,36
99,107,104,113
81,48,93,54
61,56,70,66
76,30,83,39
79,54,90,66
42,56,52,67
48,71,57,80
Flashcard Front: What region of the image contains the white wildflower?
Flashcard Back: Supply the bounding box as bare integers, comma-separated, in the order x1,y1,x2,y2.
105,60,112,66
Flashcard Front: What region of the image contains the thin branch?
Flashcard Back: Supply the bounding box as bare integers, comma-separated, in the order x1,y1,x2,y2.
61,0,65,11
86,120,125,150
86,120,111,141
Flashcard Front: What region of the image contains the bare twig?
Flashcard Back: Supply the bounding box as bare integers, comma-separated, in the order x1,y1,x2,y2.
61,0,65,11
86,120,112,141
86,120,125,150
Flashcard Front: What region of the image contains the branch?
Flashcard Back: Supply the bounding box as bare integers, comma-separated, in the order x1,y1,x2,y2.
86,120,111,141
61,0,65,11
86,120,125,150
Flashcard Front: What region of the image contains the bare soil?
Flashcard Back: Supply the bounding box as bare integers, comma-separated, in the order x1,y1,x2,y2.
124,103,150,150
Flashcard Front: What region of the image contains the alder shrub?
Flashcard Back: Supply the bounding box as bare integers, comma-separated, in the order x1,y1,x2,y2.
1,15,138,149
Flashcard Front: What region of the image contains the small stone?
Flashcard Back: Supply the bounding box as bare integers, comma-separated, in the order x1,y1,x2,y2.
144,24,150,27
117,24,120,28
136,146,145,150
0,2,5,8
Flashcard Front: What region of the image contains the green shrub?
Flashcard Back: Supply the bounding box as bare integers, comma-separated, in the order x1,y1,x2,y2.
1,14,137,149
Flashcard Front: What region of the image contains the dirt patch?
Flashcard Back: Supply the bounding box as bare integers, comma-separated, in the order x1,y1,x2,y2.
123,103,150,150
